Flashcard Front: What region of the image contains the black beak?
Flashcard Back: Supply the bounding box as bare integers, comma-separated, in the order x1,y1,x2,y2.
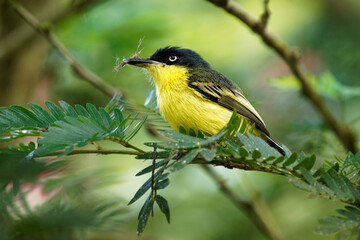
124,58,163,67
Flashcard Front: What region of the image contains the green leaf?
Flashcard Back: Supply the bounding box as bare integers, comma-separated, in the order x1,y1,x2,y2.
59,101,78,117
225,110,241,137
236,132,253,150
327,169,354,200
129,171,160,205
113,109,125,136
155,178,169,190
75,104,90,117
28,103,57,126
252,149,261,159
188,128,197,137
160,130,199,143
344,152,360,165
247,133,281,158
315,208,360,236
171,149,199,171
294,154,316,171
273,156,285,164
99,108,112,129
155,195,170,223
136,160,167,176
32,102,145,157
86,103,103,124
45,101,65,120
152,130,226,150
137,195,154,235
299,168,316,185
10,106,42,127
239,147,249,157
200,148,216,162
337,206,360,221
223,139,240,157
125,115,147,141
289,177,316,192
179,126,187,135
282,152,298,166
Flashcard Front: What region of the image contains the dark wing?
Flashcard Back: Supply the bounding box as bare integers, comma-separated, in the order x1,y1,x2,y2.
188,68,270,136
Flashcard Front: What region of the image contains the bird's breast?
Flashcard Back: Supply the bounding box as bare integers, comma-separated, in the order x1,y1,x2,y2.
155,77,233,135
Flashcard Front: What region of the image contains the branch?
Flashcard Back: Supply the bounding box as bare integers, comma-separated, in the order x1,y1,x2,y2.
260,0,270,29
8,0,120,98
47,149,142,157
207,0,357,153
43,148,295,178
106,137,146,153
201,165,284,240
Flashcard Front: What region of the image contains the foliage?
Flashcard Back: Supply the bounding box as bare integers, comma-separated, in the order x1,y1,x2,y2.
0,96,145,238
0,93,359,239
0,188,125,240
316,206,360,239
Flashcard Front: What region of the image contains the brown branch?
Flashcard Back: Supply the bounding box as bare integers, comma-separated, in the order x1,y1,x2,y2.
199,159,286,175
8,0,120,98
43,148,295,178
207,0,357,153
260,0,270,28
201,165,284,240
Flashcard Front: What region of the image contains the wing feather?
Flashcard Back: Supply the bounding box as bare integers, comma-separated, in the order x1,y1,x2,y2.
188,68,270,136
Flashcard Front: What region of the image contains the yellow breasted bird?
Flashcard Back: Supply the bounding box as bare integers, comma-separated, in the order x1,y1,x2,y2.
124,46,285,155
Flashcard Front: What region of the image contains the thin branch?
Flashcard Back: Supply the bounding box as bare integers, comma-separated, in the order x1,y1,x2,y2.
207,0,357,153
260,0,270,29
201,165,284,240
8,0,120,98
47,149,142,156
106,137,146,153
199,158,288,176
49,148,298,178
33,145,288,176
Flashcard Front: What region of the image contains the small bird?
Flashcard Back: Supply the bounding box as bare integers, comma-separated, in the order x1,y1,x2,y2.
124,46,285,155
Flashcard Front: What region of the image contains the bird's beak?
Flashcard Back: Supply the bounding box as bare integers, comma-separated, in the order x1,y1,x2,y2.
123,58,164,68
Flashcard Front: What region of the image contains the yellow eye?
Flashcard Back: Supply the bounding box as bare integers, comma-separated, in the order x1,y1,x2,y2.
169,55,178,62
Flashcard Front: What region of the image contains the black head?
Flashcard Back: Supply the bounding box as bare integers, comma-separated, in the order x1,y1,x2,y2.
150,46,211,69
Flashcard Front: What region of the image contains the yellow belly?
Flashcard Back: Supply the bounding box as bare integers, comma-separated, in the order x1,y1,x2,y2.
157,85,236,135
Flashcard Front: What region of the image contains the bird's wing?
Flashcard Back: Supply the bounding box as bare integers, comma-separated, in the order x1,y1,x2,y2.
188,68,270,136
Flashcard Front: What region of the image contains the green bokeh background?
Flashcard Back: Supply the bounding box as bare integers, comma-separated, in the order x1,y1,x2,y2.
3,0,360,239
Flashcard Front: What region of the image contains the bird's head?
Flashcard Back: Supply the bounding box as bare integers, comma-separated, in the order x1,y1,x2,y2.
124,47,211,87
125,46,211,69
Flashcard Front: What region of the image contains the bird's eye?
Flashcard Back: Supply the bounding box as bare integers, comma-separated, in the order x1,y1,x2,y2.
169,55,178,62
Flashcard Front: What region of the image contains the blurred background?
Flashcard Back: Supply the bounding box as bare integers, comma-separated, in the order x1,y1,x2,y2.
1,0,360,239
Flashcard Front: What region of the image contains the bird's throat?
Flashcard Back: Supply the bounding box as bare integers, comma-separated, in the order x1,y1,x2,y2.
145,64,189,91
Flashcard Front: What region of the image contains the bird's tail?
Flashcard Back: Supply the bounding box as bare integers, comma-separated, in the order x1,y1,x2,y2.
264,135,285,156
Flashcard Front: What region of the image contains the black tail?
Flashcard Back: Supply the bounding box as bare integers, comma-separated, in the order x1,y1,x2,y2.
265,135,285,156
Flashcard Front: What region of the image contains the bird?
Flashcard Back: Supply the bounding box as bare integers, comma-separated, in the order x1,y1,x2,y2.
123,46,285,155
